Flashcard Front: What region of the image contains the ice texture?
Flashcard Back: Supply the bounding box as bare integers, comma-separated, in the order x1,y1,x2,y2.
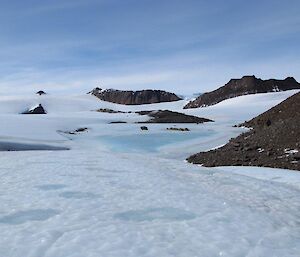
1,150,300,257
0,91,300,257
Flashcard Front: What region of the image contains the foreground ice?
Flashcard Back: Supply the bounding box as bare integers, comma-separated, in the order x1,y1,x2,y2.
0,150,300,257
0,90,300,257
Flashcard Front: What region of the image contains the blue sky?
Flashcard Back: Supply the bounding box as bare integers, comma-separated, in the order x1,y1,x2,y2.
0,0,299,95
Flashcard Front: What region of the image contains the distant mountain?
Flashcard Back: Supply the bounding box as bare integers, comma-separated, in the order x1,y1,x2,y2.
184,76,300,109
89,88,182,105
187,91,300,170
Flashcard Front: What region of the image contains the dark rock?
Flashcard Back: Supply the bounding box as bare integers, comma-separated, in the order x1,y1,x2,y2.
232,142,240,147
109,121,127,124
293,153,300,161
74,128,88,133
187,92,300,171
140,126,148,131
89,88,182,105
135,111,154,116
139,110,213,124
59,127,89,135
166,127,190,131
36,91,46,95
22,104,46,114
184,76,300,108
96,108,125,114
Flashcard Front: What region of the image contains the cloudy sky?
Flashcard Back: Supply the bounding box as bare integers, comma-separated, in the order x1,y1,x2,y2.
0,0,299,95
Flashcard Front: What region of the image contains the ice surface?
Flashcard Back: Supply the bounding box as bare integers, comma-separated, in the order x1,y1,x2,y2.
36,184,68,191
0,91,300,257
114,207,196,222
1,150,300,257
99,130,215,153
58,191,99,199
0,209,60,225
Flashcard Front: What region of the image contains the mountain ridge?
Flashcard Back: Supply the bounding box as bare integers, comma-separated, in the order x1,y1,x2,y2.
184,76,300,108
89,88,182,105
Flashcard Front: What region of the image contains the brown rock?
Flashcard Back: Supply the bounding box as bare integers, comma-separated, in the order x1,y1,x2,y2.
184,76,300,108
89,88,182,105
187,92,300,171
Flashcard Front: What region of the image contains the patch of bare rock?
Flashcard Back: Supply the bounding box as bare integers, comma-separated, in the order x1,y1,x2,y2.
36,90,46,95
167,127,190,131
96,108,126,114
109,121,127,124
138,110,213,124
58,127,89,135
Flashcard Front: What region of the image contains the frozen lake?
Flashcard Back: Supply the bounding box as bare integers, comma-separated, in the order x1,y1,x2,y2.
98,130,216,153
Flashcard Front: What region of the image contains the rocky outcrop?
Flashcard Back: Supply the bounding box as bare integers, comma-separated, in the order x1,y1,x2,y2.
184,76,300,108
58,127,89,135
96,108,125,114
36,91,46,95
109,121,127,124
22,104,47,114
139,110,213,124
89,88,182,105
187,92,300,171
167,127,190,131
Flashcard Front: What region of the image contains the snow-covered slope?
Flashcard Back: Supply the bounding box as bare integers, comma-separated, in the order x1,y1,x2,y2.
0,90,300,257
0,93,187,114
0,90,298,141
0,94,109,114
185,89,300,123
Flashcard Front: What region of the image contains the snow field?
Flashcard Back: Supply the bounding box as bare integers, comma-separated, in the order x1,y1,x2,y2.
0,90,299,256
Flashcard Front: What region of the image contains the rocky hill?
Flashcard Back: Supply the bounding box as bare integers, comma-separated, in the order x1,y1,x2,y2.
22,104,47,114
184,76,300,108
138,110,213,123
89,88,182,105
187,92,300,171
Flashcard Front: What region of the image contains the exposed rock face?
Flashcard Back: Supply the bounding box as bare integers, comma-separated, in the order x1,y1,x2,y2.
96,108,125,114
109,121,127,124
187,92,300,171
22,104,47,114
89,88,182,105
167,127,190,131
184,76,300,108
139,110,213,124
36,91,46,95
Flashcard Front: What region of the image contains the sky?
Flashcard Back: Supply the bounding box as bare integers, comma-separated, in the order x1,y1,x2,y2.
0,0,299,95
